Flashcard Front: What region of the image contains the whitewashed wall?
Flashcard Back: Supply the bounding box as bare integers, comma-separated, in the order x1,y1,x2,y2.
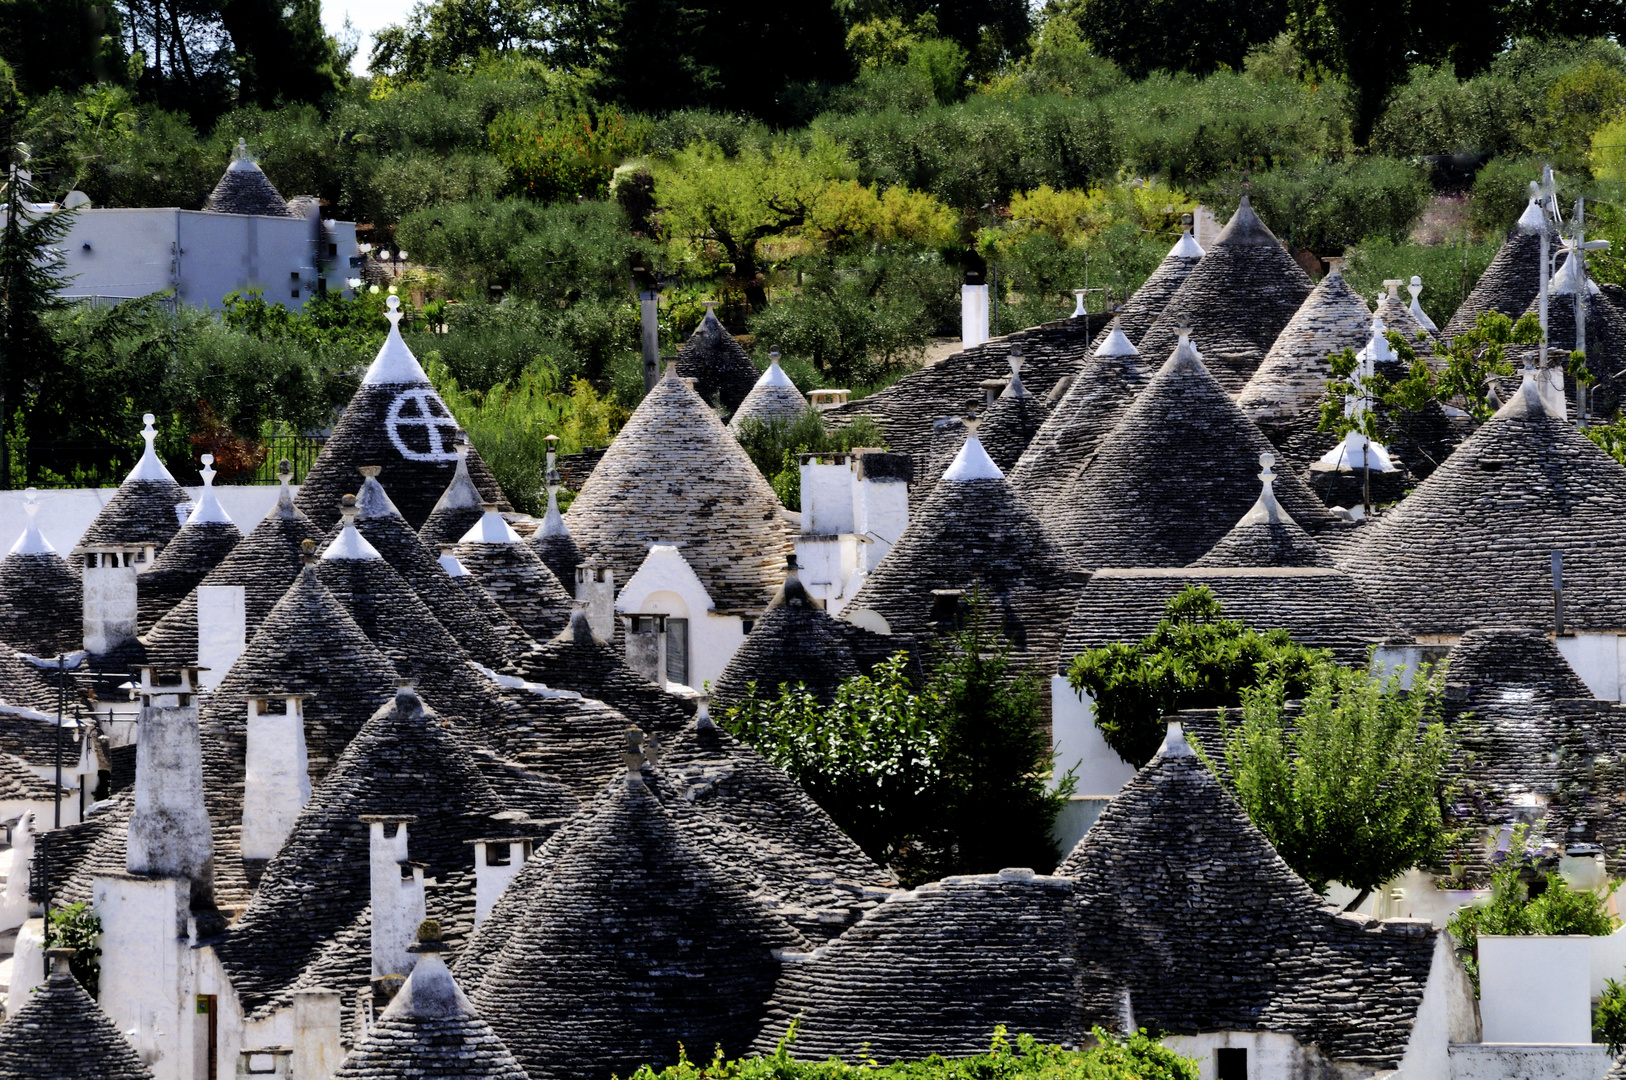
0,486,296,556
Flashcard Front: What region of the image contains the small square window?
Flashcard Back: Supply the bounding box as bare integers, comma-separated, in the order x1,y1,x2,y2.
291,288,301,298
1216,1047,1247,1080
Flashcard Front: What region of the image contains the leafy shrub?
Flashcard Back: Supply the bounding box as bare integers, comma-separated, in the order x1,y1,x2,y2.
1214,663,1453,904
489,108,647,201
1065,586,1332,768
627,1024,1198,1080
1202,157,1431,254
1447,830,1618,990
725,603,1071,885
44,901,101,996
1597,979,1626,1053
1470,155,1557,235
733,409,887,508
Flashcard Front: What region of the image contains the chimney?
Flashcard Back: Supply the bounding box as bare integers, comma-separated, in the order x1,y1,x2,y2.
640,287,661,392
469,836,537,927
623,613,667,685
979,378,1004,409
1071,289,1087,318
235,1046,293,1078
241,694,312,860
695,695,716,731
575,561,616,641
291,989,343,1080
961,275,990,350
82,544,150,654
852,450,910,575
929,589,965,632
364,814,426,982
127,667,214,907
197,584,247,691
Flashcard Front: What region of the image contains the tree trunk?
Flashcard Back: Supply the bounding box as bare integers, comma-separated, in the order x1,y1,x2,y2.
1343,888,1371,913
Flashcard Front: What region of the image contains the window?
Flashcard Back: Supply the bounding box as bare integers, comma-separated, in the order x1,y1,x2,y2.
665,618,689,687
1216,1047,1247,1080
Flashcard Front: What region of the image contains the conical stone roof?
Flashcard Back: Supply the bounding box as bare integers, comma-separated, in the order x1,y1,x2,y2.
136,458,242,632
1237,263,1372,436
1089,227,1204,349
841,436,1077,666
319,469,510,667
1061,724,1438,1068
1049,333,1335,570
453,507,573,643
198,561,401,904
487,679,645,798
1136,198,1315,393
316,504,511,738
436,546,536,658
214,687,556,1021
565,368,792,616
471,758,806,1080
74,414,193,556
1338,376,1626,635
728,353,808,431
141,468,324,668
204,140,296,217
677,307,762,415
1443,195,1545,340
419,444,490,550
529,476,582,590
0,492,82,657
753,870,1079,1060
331,940,528,1080
0,950,153,1080
297,299,508,532
510,607,688,735
974,358,1050,471
1006,323,1147,520
711,558,861,708
1192,454,1335,568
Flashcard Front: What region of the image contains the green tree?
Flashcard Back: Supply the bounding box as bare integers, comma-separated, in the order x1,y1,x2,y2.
726,602,1071,885
218,0,345,109
0,0,125,98
1213,662,1454,909
1066,0,1289,79
368,0,541,78
1289,0,1412,146
1065,586,1331,769
43,901,101,996
0,146,74,489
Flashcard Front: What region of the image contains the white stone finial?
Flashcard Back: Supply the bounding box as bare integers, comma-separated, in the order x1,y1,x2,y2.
1258,451,1275,484
1072,289,1087,317
1408,276,1439,333
941,434,1004,482
1239,452,1286,525
200,454,216,486
10,487,53,555
385,293,402,329
235,137,249,161
127,412,177,483
184,451,233,526
1384,279,1403,300
1156,720,1195,759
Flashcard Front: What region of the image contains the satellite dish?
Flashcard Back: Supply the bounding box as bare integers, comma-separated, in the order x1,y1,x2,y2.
61,190,91,209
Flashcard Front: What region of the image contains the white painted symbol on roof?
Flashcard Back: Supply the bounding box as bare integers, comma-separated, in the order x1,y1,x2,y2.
385,389,461,462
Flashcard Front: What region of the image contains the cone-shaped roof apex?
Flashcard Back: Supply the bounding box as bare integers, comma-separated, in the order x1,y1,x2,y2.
363,296,433,385
9,490,52,555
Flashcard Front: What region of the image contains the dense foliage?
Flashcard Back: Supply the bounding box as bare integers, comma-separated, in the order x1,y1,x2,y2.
629,1025,1198,1080
1065,586,1330,768
724,605,1071,886
43,900,102,996
1212,663,1454,907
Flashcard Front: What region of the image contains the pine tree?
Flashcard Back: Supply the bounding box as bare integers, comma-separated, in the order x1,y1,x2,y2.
0,141,75,489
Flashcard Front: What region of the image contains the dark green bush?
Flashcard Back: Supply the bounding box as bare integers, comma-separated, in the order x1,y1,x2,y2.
1343,236,1501,329
1202,156,1431,254
1470,155,1559,235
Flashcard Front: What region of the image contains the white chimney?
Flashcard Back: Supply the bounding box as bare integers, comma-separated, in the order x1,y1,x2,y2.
82,545,149,654
623,613,667,686
365,816,426,980
291,988,343,1080
961,282,990,350
127,667,213,905
575,562,616,641
197,584,247,691
235,1046,293,1078
470,837,536,927
241,694,311,860
852,450,910,574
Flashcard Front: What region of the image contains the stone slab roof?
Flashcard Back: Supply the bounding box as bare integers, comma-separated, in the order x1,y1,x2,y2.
419,447,490,551
677,309,762,415
565,370,792,616
1047,336,1335,570
0,951,153,1080
213,687,567,1021
331,949,528,1080
452,526,573,645
1056,567,1405,672
1338,378,1626,635
1091,234,1203,350
140,482,324,669
471,766,805,1080
1191,460,1335,568
754,870,1079,1060
204,148,295,217
136,520,241,633
824,315,1107,460
0,549,81,658
1238,266,1372,435
841,438,1079,672
1135,198,1315,393
1061,728,1438,1068
508,609,688,736
31,790,131,907
1443,228,1542,340
728,356,808,431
